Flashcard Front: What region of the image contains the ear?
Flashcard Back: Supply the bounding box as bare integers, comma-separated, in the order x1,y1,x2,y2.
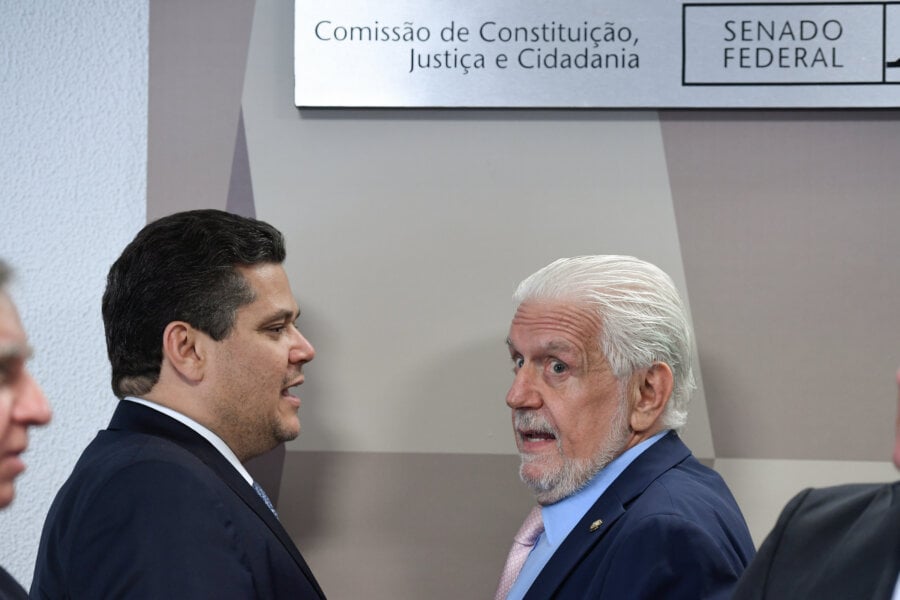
160,321,207,383
629,362,674,433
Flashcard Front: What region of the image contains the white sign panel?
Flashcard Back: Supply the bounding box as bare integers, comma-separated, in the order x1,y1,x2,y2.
294,1,900,108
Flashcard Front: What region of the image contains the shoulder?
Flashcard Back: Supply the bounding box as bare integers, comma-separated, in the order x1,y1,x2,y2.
732,482,900,599
0,565,27,600
34,439,262,597
574,459,753,597
789,482,891,515
55,429,223,502
628,454,747,525
40,431,246,550
767,481,895,540
583,511,752,599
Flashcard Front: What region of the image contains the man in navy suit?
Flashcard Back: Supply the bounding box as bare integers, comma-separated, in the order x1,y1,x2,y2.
496,255,754,600
0,260,52,600
31,210,326,598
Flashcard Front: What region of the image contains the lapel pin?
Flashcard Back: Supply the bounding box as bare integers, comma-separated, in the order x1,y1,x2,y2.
589,519,603,532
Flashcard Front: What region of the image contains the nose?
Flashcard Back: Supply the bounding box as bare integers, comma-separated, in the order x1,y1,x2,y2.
12,369,51,426
289,327,315,365
506,367,541,409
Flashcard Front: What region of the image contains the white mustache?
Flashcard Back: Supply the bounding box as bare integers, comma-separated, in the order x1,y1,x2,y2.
514,410,557,437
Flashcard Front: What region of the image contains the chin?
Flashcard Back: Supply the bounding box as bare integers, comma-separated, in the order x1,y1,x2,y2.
521,453,604,505
277,421,301,443
519,456,561,495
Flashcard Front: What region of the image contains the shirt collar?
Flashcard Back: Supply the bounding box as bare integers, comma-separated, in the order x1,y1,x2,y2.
123,396,254,486
541,429,669,546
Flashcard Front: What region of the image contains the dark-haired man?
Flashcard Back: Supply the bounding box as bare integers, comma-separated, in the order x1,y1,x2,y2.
0,260,51,599
32,210,325,599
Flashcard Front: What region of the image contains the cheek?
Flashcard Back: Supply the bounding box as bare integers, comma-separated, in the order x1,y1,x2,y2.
0,392,12,441
560,400,614,457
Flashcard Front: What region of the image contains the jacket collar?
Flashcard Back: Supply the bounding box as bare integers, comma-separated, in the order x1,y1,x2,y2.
524,431,690,599
108,401,326,599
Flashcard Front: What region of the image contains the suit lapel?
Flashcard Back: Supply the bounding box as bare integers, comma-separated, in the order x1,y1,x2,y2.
108,401,326,599
524,432,691,599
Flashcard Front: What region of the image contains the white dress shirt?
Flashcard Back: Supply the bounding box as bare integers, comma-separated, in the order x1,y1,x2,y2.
123,396,254,486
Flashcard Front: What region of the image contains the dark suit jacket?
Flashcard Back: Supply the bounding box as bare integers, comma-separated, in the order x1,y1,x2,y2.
31,401,325,599
0,566,27,600
523,431,755,599
732,482,900,600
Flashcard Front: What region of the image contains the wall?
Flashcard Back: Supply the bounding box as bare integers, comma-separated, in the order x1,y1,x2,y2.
0,0,148,587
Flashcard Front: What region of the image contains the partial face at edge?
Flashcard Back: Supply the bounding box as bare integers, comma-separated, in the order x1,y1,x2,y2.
0,292,51,507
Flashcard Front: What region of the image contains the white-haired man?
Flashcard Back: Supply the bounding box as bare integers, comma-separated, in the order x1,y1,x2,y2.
495,255,754,600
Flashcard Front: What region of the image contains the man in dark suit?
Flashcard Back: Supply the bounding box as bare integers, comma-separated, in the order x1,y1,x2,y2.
495,255,755,600
0,260,52,600
31,210,326,598
732,369,900,600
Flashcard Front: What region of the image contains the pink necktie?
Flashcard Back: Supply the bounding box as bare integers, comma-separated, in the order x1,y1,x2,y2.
495,507,544,600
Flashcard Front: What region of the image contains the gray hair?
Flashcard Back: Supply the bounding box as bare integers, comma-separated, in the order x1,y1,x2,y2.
512,255,695,430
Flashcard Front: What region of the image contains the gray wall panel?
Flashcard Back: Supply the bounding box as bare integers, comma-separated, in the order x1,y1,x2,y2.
148,0,255,219
281,451,534,600
662,112,900,460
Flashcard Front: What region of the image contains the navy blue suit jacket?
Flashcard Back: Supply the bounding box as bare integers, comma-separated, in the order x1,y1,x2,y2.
732,482,900,600
523,431,754,599
31,401,325,599
0,566,27,600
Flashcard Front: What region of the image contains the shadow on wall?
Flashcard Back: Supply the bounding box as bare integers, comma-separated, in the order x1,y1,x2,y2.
273,335,534,599
279,450,532,600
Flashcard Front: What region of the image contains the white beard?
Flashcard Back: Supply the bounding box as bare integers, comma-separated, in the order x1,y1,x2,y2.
516,396,631,505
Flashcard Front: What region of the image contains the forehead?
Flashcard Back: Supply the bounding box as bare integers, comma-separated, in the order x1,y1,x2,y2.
508,300,602,352
235,263,298,315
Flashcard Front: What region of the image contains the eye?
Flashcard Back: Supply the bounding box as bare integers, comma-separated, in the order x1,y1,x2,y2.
512,356,524,370
550,360,567,374
0,359,21,385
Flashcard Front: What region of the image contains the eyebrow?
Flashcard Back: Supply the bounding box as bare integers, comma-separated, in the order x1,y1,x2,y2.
505,338,576,354
544,341,577,354
260,308,300,325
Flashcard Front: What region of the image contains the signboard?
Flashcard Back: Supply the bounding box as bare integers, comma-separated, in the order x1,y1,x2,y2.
294,0,900,107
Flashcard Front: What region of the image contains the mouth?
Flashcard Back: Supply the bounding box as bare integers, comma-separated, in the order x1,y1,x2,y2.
518,429,557,444
281,375,305,406
1,449,27,475
513,411,559,453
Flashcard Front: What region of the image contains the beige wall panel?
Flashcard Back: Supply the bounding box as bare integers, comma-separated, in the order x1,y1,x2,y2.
243,0,713,458
662,113,900,461
715,457,898,546
280,451,534,599
148,0,255,219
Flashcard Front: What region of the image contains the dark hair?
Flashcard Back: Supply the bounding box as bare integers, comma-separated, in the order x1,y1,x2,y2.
102,209,286,398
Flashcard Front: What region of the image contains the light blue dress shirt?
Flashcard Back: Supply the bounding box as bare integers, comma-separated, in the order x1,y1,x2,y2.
505,430,670,600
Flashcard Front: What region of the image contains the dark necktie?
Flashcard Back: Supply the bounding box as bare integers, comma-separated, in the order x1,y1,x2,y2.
252,481,278,519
